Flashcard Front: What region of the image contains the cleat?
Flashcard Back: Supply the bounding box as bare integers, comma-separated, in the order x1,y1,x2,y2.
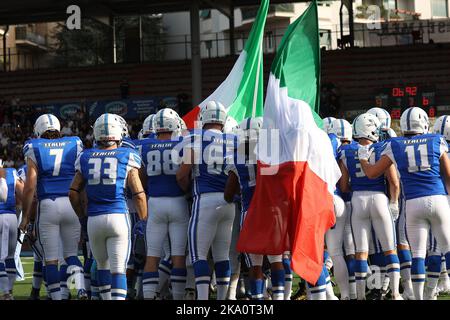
184,289,196,300
28,288,41,300
77,289,89,300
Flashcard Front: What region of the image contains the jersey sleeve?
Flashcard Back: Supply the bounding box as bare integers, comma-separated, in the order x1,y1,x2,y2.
439,136,448,157
75,152,83,173
23,140,37,165
127,149,142,171
381,141,395,163
75,137,84,158
17,167,26,182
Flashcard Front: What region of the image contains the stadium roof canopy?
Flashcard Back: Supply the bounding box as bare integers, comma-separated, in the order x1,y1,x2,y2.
0,0,308,25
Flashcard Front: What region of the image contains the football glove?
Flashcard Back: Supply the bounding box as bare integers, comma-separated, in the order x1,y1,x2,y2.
357,145,373,161
389,201,399,221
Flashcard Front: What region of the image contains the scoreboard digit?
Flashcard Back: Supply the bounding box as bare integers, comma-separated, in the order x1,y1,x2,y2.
375,86,436,119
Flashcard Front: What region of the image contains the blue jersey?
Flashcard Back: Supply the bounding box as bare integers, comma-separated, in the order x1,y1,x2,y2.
24,136,83,201
382,134,448,200
122,137,136,150
76,147,141,216
141,137,184,197
338,141,357,202
340,142,386,192
17,165,27,182
225,147,257,213
190,129,235,195
0,168,18,214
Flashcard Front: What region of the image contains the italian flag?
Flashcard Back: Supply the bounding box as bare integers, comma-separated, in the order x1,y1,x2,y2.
236,1,341,284
182,0,268,128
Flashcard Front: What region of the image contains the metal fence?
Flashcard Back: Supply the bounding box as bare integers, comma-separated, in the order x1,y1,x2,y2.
1,19,450,71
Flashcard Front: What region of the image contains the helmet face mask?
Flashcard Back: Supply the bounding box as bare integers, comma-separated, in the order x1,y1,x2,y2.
34,114,61,138
400,107,429,135
352,113,381,143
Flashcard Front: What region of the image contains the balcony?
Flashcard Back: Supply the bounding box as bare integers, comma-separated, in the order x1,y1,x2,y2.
241,4,295,22
15,26,48,50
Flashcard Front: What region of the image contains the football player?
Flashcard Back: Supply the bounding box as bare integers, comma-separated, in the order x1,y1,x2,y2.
358,107,450,300
339,113,402,300
0,161,23,300
325,119,353,300
20,114,86,300
176,101,235,300
330,119,357,299
69,113,147,300
224,117,285,300
0,166,7,203
140,108,188,300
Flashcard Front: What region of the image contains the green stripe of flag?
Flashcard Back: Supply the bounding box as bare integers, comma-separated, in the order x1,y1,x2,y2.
270,1,323,127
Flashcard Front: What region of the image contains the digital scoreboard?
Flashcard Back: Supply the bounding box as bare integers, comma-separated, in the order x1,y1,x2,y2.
375,86,436,119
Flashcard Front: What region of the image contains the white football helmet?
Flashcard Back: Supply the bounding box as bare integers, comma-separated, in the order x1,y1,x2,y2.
199,101,228,127
142,114,156,136
34,114,61,138
330,119,352,142
322,117,336,134
223,117,239,134
115,115,130,138
433,115,450,141
154,108,181,133
239,117,263,141
400,107,429,135
352,113,381,142
93,113,123,143
367,107,391,130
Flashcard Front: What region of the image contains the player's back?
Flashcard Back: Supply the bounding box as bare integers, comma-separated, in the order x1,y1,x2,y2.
340,141,386,192
191,129,235,195
383,134,447,200
24,136,82,200
141,137,184,197
77,146,141,216
227,145,257,213
0,168,17,214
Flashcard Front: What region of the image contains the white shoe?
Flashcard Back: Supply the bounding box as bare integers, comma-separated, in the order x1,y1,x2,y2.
392,294,404,300
424,287,438,300
401,292,415,300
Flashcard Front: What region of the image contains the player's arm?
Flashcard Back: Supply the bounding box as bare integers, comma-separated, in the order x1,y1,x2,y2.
359,155,393,179
440,152,450,193
0,169,6,202
338,160,350,193
224,171,239,203
15,178,24,214
128,168,147,221
176,147,194,193
69,172,87,218
385,164,400,202
20,158,38,231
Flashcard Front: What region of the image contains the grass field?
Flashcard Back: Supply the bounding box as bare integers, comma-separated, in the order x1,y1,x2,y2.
11,257,450,300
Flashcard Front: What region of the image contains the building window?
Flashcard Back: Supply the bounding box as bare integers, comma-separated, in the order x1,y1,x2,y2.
265,31,274,52
431,0,449,17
